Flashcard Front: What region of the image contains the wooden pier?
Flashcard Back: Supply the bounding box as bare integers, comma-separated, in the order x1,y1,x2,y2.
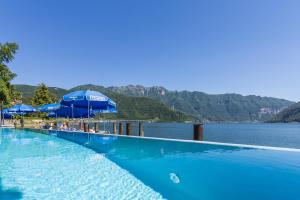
68,119,204,141
13,118,204,141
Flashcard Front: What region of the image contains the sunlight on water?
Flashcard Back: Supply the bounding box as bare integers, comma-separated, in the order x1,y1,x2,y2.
0,128,164,200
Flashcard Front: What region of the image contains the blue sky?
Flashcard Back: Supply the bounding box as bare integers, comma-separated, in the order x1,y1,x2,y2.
1,0,300,101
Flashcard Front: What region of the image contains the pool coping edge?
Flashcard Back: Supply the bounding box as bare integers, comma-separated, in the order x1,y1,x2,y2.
20,128,300,153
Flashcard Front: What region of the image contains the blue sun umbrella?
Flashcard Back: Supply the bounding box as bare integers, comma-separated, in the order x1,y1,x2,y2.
48,106,95,118
37,103,61,112
36,103,85,118
60,90,117,117
1,109,15,119
8,104,36,115
61,90,117,109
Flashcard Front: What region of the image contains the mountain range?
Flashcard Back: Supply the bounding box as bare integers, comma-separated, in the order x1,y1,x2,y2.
15,84,294,122
107,85,294,122
269,102,300,123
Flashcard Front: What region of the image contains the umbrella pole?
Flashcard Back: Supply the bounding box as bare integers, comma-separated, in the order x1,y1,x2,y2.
0,101,3,126
88,100,90,121
87,100,90,141
71,104,74,130
0,101,4,126
71,104,74,120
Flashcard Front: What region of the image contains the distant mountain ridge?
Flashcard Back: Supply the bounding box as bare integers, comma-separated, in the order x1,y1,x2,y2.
15,84,294,122
107,85,294,122
269,102,300,123
16,84,68,99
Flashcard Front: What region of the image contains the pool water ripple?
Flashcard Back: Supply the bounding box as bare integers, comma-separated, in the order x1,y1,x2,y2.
0,128,164,200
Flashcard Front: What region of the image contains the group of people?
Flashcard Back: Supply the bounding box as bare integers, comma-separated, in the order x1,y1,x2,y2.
42,122,71,131
59,122,69,131
43,122,55,130
42,121,97,133
4,118,99,134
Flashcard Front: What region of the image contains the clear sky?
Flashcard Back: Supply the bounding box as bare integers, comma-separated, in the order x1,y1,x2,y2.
1,0,299,101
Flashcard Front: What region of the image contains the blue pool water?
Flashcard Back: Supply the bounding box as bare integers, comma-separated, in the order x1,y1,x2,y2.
1,127,300,199
0,128,162,199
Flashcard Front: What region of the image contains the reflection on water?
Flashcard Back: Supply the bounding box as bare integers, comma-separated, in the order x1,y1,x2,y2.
56,130,245,160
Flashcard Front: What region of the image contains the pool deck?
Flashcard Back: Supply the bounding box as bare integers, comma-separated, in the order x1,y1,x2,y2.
17,127,300,153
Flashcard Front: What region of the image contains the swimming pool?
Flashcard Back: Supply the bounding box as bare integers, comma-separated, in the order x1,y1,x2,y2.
1,128,300,199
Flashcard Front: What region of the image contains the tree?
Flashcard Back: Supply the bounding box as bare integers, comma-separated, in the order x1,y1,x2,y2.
32,83,56,106
9,85,22,103
0,79,11,104
0,42,20,105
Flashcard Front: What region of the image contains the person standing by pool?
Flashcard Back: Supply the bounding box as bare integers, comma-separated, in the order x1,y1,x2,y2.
59,122,70,131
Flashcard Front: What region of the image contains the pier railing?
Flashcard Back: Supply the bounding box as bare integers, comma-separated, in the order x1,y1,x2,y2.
69,120,203,141
9,119,204,141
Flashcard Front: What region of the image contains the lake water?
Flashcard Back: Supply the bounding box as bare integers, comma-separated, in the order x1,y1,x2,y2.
101,122,300,149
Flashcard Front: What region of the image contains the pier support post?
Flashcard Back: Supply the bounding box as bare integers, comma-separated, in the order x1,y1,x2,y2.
193,123,204,141
126,123,132,135
94,123,99,132
113,122,117,134
20,118,24,128
83,122,88,132
138,122,144,137
80,122,84,131
119,122,123,135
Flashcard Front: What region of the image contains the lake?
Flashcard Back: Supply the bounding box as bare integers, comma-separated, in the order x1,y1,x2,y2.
101,122,300,149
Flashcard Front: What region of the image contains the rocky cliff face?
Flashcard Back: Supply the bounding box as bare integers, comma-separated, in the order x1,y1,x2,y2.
269,102,300,123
